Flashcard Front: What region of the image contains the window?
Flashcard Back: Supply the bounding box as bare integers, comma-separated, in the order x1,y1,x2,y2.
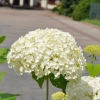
24,0,29,6
13,0,19,5
48,0,55,4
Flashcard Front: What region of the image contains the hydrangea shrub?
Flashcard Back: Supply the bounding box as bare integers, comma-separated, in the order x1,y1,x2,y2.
67,76,100,100
7,28,86,80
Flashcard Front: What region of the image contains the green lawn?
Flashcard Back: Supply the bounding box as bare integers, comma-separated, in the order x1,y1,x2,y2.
83,19,100,26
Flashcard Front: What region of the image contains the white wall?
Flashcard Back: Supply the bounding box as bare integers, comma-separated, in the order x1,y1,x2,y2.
20,0,24,6
41,0,58,9
47,4,57,9
9,0,13,4
30,0,34,7
41,0,48,9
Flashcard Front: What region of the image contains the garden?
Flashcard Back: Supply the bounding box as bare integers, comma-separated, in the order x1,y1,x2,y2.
52,0,100,26
0,28,100,100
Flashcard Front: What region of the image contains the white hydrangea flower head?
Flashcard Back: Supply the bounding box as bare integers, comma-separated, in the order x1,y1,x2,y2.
52,91,68,100
7,28,86,80
67,76,100,100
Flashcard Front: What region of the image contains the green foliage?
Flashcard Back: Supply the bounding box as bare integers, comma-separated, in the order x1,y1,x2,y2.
52,2,62,13
53,0,100,19
91,0,100,2
52,7,58,12
49,73,68,94
0,72,20,100
58,8,68,15
0,36,6,44
84,19,100,26
61,0,80,8
61,0,68,8
84,44,100,77
31,72,69,94
0,92,20,100
86,63,100,77
31,72,46,88
73,0,100,21
73,0,91,21
0,48,9,64
0,36,9,64
52,0,81,17
0,36,19,100
0,72,6,82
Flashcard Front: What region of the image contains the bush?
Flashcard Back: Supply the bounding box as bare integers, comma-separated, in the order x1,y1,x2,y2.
73,0,100,21
61,0,80,8
58,0,81,17
52,7,58,12
58,8,69,15
73,0,91,21
52,2,62,13
61,0,68,8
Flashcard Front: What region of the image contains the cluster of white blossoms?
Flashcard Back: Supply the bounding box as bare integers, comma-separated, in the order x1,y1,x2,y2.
67,76,100,100
7,28,86,80
52,92,68,100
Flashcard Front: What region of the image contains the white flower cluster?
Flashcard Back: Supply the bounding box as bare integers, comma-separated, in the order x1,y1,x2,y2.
67,76,100,100
7,28,86,80
52,91,68,100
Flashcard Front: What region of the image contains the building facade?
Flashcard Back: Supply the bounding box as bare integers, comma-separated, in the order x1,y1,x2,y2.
8,0,60,8
41,0,60,9
48,0,59,4
9,0,40,7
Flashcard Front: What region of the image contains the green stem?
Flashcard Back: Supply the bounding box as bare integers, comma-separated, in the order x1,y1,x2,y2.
46,76,49,100
92,55,94,65
92,54,94,76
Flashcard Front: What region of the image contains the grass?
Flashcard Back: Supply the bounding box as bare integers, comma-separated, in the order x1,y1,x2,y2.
83,19,100,26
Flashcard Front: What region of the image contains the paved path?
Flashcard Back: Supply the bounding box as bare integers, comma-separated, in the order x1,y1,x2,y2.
0,7,100,100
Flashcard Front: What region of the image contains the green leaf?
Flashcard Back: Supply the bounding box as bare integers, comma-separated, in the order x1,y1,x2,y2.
0,92,20,100
0,48,9,64
0,72,6,82
31,72,46,88
49,73,68,94
86,63,100,77
0,36,6,44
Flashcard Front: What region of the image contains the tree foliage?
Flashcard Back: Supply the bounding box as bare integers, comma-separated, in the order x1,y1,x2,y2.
52,0,81,16
61,0,80,8
73,0,100,20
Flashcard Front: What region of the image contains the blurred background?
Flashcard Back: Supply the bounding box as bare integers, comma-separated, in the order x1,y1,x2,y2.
0,0,100,100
